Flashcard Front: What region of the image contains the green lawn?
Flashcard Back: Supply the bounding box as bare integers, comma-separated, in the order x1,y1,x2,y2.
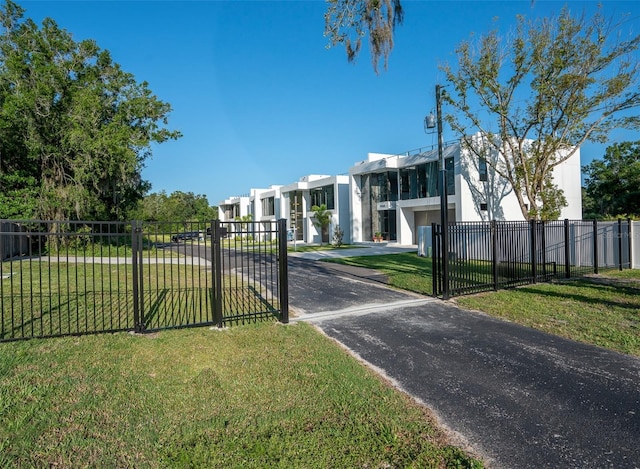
324,253,435,295
1,261,279,340
324,253,640,357
0,323,482,468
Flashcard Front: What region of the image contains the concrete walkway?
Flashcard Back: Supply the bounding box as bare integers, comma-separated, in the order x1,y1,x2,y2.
286,246,640,469
287,242,417,260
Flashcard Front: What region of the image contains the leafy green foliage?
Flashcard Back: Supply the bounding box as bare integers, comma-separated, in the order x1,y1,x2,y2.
0,1,180,221
130,190,218,224
443,7,640,220
332,224,344,247
583,141,640,219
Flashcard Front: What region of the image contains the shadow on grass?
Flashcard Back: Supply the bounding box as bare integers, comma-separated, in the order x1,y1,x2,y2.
512,279,640,313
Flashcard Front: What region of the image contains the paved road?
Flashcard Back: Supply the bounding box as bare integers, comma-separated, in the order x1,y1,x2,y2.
288,249,640,469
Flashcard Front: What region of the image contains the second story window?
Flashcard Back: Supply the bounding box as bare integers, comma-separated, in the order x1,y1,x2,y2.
310,185,335,210
261,196,275,216
479,157,488,182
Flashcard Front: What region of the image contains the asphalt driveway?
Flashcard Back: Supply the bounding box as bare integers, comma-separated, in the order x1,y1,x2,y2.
287,250,640,469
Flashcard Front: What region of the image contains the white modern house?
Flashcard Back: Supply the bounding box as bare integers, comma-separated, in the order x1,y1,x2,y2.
218,175,351,244
219,195,251,222
349,139,582,245
218,138,582,246
251,185,282,224
279,174,350,244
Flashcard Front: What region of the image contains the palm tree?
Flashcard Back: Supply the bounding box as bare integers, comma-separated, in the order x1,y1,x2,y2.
311,204,331,245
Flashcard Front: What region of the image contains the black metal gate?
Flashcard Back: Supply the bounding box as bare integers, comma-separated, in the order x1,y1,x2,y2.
1,219,288,341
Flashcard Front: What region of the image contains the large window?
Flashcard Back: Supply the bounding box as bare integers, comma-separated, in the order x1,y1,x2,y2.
288,191,304,240
223,204,240,219
373,171,398,202
397,160,453,200
310,184,335,210
400,167,418,200
261,196,275,216
445,157,455,195
479,157,488,182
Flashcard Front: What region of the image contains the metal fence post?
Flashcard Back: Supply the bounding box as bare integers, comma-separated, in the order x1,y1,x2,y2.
431,223,439,297
564,219,571,278
491,220,498,291
627,218,632,270
278,219,289,324
618,218,623,271
131,221,144,333
530,220,537,284
212,219,223,328
593,219,599,275
541,221,547,279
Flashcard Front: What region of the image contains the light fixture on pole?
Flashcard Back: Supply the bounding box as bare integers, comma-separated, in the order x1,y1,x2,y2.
424,84,449,299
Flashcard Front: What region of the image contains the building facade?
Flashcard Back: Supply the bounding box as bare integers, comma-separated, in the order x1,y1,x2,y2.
219,175,350,244
219,139,582,246
279,175,350,244
349,141,582,245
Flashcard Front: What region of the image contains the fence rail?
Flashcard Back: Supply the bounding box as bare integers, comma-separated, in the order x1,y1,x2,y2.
433,219,632,298
1,219,288,342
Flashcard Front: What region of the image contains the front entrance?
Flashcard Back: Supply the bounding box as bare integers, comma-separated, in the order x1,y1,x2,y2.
378,209,397,241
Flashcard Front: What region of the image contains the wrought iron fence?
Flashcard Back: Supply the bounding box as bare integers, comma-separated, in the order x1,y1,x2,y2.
0,219,288,342
433,219,632,298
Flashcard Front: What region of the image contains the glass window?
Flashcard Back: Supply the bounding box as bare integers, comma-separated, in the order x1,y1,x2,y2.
400,167,421,200
426,161,438,197
417,164,427,198
376,171,398,202
310,185,335,210
261,196,274,216
400,169,410,200
446,157,455,195
479,157,488,182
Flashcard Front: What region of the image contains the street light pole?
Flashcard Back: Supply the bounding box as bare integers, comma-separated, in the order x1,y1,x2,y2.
425,84,450,299
436,84,449,299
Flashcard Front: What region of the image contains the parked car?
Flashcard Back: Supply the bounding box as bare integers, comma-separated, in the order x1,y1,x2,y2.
171,231,203,242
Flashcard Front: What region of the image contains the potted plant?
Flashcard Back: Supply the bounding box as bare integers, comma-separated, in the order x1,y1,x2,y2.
373,232,383,242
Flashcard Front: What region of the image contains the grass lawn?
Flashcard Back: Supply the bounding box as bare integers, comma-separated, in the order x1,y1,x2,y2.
324,253,640,357
454,274,640,356
324,253,435,295
2,261,278,340
0,323,482,468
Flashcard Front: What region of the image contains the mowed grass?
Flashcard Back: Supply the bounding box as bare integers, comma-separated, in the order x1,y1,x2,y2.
0,323,482,468
454,274,640,356
325,253,640,357
1,261,279,340
324,253,435,295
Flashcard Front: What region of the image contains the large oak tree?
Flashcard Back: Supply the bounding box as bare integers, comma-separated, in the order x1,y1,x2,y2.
0,0,181,221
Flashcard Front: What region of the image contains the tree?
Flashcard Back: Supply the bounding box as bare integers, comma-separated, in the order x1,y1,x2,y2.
311,204,331,245
0,1,181,221
583,141,640,219
131,190,218,231
324,0,403,73
442,7,640,220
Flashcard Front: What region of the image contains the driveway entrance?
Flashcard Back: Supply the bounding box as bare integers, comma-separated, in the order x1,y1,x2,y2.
287,247,640,469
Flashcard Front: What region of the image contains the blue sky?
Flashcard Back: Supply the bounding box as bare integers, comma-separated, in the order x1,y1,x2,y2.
20,0,640,206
